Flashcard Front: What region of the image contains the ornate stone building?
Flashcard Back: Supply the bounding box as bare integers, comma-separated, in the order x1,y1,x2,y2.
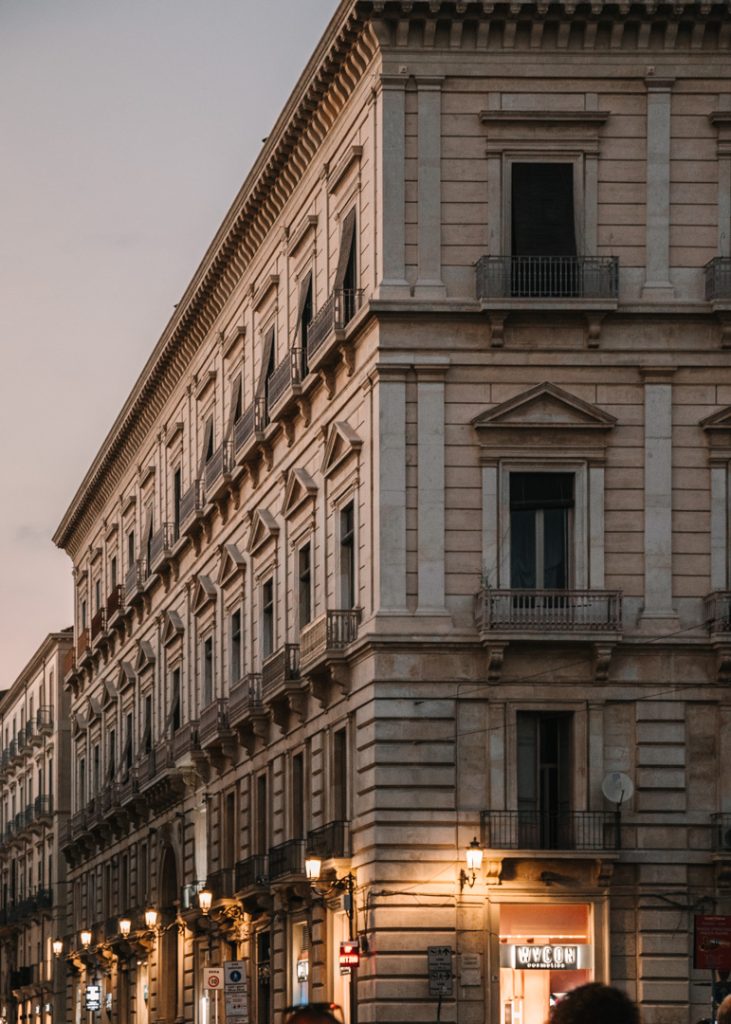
53,3,731,1024
0,631,72,1024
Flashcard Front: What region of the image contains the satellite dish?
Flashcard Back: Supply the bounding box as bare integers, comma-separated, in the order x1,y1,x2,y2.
601,771,634,808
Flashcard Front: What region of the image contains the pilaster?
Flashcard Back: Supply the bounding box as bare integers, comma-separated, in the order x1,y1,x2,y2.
641,368,677,625
642,77,675,299
376,76,410,299
415,77,447,299
416,359,449,613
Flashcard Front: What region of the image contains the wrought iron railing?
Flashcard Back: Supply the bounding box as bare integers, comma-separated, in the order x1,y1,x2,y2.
476,255,619,301
106,584,124,619
267,348,303,414
229,674,263,726
307,288,363,360
149,523,177,568
36,706,53,734
172,722,200,761
199,699,231,747
76,628,90,660
235,854,268,891
705,592,731,633
34,795,53,820
206,867,236,900
477,588,622,632
306,820,350,860
124,558,148,599
179,479,205,529
481,810,620,851
705,258,731,301
300,609,360,667
268,838,305,879
234,405,256,455
90,607,106,642
262,645,300,699
205,441,235,492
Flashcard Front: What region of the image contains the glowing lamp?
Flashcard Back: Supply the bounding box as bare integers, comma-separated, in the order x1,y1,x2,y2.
305,855,322,882
80,929,92,949
118,918,132,939
198,889,213,916
144,908,159,931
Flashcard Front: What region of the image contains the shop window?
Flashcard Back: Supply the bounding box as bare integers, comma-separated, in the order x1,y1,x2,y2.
510,473,573,590
340,502,356,609
517,711,572,849
298,544,312,629
262,578,274,659
290,920,310,1006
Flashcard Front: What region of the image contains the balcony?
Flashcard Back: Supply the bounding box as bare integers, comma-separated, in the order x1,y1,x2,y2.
33,795,53,826
299,609,360,675
100,784,121,817
233,405,257,462
705,258,731,304
76,627,91,665
204,441,235,501
268,838,305,880
172,721,202,763
476,255,619,305
91,606,107,645
149,523,177,573
206,867,236,901
106,584,124,627
705,592,731,637
267,348,304,420
477,588,622,641
199,699,236,761
229,674,267,751
9,965,35,989
62,646,76,684
125,558,149,602
235,854,268,893
179,479,205,535
262,645,305,728
306,288,363,370
138,738,184,809
481,810,620,852
24,718,36,748
17,726,30,755
307,820,350,861
118,770,140,809
36,706,53,738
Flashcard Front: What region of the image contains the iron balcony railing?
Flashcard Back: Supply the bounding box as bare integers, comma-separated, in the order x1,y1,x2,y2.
199,699,231,747
34,794,53,820
235,854,268,891
179,479,205,530
205,441,235,492
76,628,90,660
477,588,622,632
307,288,363,360
705,257,731,301
306,820,350,861
24,718,35,746
712,813,731,853
36,706,53,735
90,607,106,643
267,348,303,414
124,558,148,599
476,255,619,301
106,584,124,620
206,867,236,900
149,522,177,569
268,838,305,879
262,644,300,699
229,674,263,727
62,647,76,680
171,722,200,761
481,810,620,851
300,609,360,668
705,592,731,633
234,405,256,455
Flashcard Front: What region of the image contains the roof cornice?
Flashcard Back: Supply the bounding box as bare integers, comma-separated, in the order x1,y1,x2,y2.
0,630,73,716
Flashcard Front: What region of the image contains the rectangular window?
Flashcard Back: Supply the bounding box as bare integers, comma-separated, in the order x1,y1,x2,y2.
511,162,577,297
138,842,148,905
509,473,573,590
340,503,355,609
332,728,347,822
298,272,313,378
78,757,86,808
80,599,87,631
256,773,268,855
110,556,117,591
108,729,116,781
292,752,305,839
202,636,214,706
143,695,152,754
170,668,181,733
230,610,242,683
125,712,133,772
298,544,312,629
517,711,572,849
334,208,358,324
94,580,101,613
93,744,100,795
173,467,182,540
262,579,274,660
127,529,135,570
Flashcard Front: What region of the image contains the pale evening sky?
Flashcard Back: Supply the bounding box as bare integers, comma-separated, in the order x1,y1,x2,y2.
0,0,338,684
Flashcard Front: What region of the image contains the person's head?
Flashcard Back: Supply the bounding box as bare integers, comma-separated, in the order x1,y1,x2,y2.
550,983,639,1024
717,993,731,1024
284,1003,343,1024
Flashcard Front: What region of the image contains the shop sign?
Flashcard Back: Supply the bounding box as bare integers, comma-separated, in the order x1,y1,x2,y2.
428,946,454,997
501,944,592,970
297,959,309,982
84,985,102,1011
694,915,731,971
340,940,360,974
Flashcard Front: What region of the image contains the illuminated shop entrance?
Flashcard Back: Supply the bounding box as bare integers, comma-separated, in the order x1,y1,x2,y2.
499,903,593,1024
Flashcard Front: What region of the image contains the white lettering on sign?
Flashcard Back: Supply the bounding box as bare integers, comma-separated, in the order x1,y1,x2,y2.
515,945,578,969
428,946,454,997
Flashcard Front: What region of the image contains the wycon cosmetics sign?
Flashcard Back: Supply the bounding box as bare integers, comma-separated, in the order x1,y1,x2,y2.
501,945,592,970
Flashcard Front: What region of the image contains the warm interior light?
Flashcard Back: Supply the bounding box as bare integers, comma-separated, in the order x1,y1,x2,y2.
118,918,132,939
198,889,213,916
80,929,92,949
305,855,322,882
465,837,483,872
52,939,63,959
144,908,158,931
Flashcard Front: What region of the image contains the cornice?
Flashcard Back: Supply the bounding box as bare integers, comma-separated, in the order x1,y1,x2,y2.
0,631,73,718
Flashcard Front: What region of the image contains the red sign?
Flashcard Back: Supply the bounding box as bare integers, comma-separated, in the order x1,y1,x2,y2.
694,915,731,971
339,940,360,968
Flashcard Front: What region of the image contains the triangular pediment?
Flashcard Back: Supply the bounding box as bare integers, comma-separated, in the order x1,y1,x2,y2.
192,575,217,614
473,382,617,432
161,610,185,646
282,468,318,518
102,677,118,708
88,694,102,722
135,640,156,674
701,406,731,430
117,661,136,691
247,508,280,555
322,421,362,478
218,543,247,586
701,405,731,452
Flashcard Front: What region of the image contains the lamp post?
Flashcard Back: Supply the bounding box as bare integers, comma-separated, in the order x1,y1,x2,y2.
305,856,357,1024
459,837,484,892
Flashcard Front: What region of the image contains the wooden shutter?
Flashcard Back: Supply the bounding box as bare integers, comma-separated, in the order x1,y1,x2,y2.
511,163,576,257
255,326,276,397
198,416,214,476
297,271,313,341
225,374,242,438
334,208,357,290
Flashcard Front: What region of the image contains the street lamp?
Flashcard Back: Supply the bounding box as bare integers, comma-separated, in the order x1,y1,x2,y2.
52,939,63,959
118,918,132,940
305,855,322,882
144,908,159,932
459,837,484,891
198,889,213,916
80,929,93,950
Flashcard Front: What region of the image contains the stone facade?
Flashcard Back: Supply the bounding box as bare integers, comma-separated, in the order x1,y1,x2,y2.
52,3,731,1024
0,631,72,1024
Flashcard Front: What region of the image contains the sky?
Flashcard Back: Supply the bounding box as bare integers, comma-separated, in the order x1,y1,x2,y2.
0,0,339,685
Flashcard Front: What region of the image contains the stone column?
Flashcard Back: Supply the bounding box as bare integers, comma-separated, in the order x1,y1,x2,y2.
710,462,728,591
377,76,410,299
641,368,676,622
416,359,449,613
642,77,675,299
373,362,409,612
415,77,447,299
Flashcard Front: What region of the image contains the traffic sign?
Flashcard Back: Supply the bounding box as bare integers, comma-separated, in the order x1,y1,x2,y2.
428,945,453,997
204,968,224,990
224,961,247,986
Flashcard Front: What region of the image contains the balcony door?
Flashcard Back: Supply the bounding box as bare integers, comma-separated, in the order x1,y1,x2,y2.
517,712,572,849
509,473,573,591
511,162,577,296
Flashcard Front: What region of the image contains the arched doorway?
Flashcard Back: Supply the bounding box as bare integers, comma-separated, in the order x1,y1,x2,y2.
159,845,179,1022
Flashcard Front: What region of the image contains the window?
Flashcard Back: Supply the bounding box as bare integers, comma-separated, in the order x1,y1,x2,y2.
223,791,236,870
203,415,215,464
517,711,572,849
138,841,148,905
202,636,214,706
292,752,305,839
298,544,312,629
332,728,347,822
144,505,154,566
298,272,313,378
509,473,573,589
127,529,135,570
256,773,268,855
340,503,355,609
262,579,274,660
78,757,86,808
142,695,152,754
110,556,117,591
230,610,242,683
169,668,181,733
94,579,101,613
80,599,87,631
511,163,578,297
124,712,133,775
334,208,357,324
173,467,182,540
107,728,116,782
92,744,100,795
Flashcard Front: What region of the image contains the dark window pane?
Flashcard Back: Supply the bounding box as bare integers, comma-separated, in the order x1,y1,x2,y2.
512,163,576,257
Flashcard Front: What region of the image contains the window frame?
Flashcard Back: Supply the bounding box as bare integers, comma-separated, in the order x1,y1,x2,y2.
261,577,275,661
505,153,585,258
338,500,357,610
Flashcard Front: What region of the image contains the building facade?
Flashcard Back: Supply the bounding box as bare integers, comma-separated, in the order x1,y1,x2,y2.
0,631,72,1024
53,3,731,1024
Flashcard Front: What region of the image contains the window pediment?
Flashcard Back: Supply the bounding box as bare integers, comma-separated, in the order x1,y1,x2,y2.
192,575,217,614
135,640,156,674
102,677,118,708
282,468,318,518
161,610,185,646
472,382,616,462
219,543,246,586
247,508,280,555
701,405,731,458
117,661,136,691
322,421,362,478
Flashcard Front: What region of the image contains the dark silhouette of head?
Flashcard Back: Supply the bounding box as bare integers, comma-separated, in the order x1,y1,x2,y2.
550,983,639,1024
718,994,731,1024
284,1004,343,1024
